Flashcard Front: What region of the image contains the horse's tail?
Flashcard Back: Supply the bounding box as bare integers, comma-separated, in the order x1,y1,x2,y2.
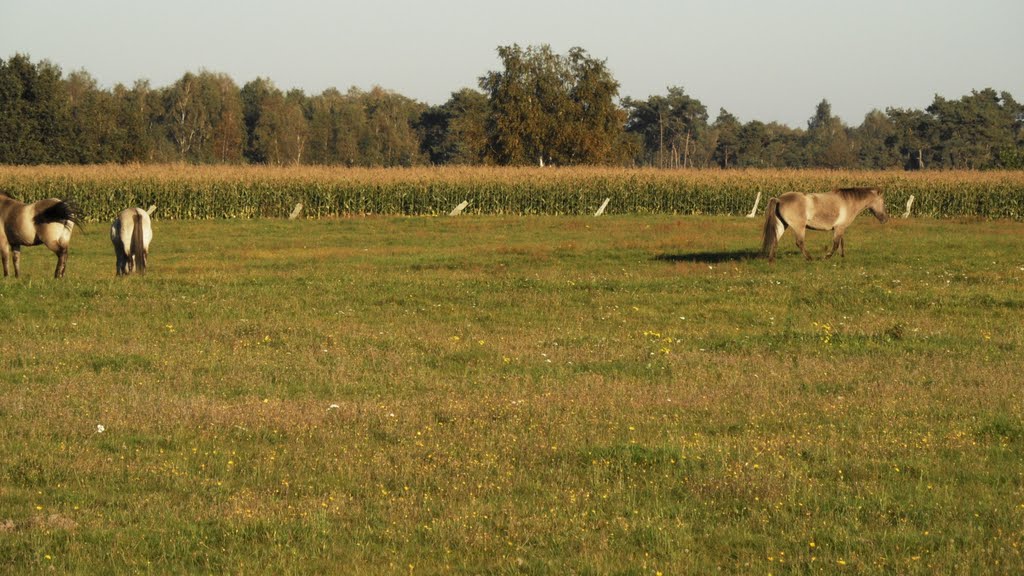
761,197,780,257
34,199,84,229
130,212,147,274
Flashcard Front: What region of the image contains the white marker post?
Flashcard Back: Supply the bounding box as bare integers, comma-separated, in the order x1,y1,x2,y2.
902,195,915,218
594,197,610,217
746,191,762,218
288,203,304,220
449,200,469,216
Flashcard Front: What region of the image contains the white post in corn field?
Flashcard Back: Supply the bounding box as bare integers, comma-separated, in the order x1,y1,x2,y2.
449,200,469,216
746,191,761,218
146,205,157,216
903,195,915,218
288,203,303,220
594,197,610,216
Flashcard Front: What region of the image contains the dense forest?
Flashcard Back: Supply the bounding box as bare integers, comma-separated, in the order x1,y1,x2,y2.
2,46,1022,169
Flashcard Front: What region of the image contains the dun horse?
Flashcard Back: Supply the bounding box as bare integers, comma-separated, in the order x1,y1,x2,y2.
0,192,82,278
761,187,887,262
111,207,154,276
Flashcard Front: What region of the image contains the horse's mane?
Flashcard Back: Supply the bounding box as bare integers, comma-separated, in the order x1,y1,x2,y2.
835,187,880,201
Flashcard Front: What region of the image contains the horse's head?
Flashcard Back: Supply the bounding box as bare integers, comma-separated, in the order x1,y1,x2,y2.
868,190,888,223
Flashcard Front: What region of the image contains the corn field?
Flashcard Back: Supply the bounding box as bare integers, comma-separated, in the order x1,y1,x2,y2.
1,165,1022,221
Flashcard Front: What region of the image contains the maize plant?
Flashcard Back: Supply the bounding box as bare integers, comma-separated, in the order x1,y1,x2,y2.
0,165,1021,221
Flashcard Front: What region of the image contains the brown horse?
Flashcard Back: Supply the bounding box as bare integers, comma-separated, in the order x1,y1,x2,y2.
761,187,887,262
0,192,83,278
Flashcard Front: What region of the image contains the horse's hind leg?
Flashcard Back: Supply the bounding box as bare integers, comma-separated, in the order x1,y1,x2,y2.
114,241,128,276
54,247,68,279
768,220,786,262
12,247,21,278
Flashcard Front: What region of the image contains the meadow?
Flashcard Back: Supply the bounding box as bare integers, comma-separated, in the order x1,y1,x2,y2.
0,169,1023,573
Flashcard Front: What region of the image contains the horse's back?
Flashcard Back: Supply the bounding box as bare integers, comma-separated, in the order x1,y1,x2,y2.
111,209,135,249
804,193,844,230
27,197,78,249
0,194,20,230
112,207,152,249
2,200,40,246
775,192,808,225
35,221,75,251
774,191,845,230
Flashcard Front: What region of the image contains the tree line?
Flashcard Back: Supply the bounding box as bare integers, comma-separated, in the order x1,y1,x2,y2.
2,46,1022,169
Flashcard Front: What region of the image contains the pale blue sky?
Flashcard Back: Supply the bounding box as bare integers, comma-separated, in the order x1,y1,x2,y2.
2,0,1021,127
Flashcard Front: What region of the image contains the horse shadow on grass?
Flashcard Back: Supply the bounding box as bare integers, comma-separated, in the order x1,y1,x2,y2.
654,248,762,264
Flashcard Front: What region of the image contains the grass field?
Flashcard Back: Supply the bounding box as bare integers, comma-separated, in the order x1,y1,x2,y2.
1,212,1023,574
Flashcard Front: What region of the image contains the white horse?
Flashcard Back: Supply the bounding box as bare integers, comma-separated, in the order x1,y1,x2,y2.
111,207,154,275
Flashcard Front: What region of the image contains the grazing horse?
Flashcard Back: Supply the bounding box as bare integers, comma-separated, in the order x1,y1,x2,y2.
111,207,154,276
0,192,82,278
761,187,887,262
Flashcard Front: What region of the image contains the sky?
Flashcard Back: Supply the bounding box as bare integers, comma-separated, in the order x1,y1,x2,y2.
2,0,1021,128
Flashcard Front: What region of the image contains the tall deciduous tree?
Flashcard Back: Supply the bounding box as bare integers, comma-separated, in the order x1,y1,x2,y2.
305,88,365,165
623,86,708,168
480,44,562,165
481,44,626,166
853,109,901,169
358,86,426,167
115,80,171,162
163,71,245,163
281,89,310,165
998,91,1024,168
562,47,626,164
65,70,121,163
241,78,309,165
0,54,72,163
928,88,1019,169
241,78,273,163
887,107,937,169
719,120,805,168
208,73,245,163
805,99,855,168
163,72,211,161
711,108,741,168
420,88,490,165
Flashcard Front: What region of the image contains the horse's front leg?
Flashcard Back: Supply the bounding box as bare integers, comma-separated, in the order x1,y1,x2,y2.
12,247,21,278
825,228,846,259
825,234,839,258
793,228,813,260
0,245,8,277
